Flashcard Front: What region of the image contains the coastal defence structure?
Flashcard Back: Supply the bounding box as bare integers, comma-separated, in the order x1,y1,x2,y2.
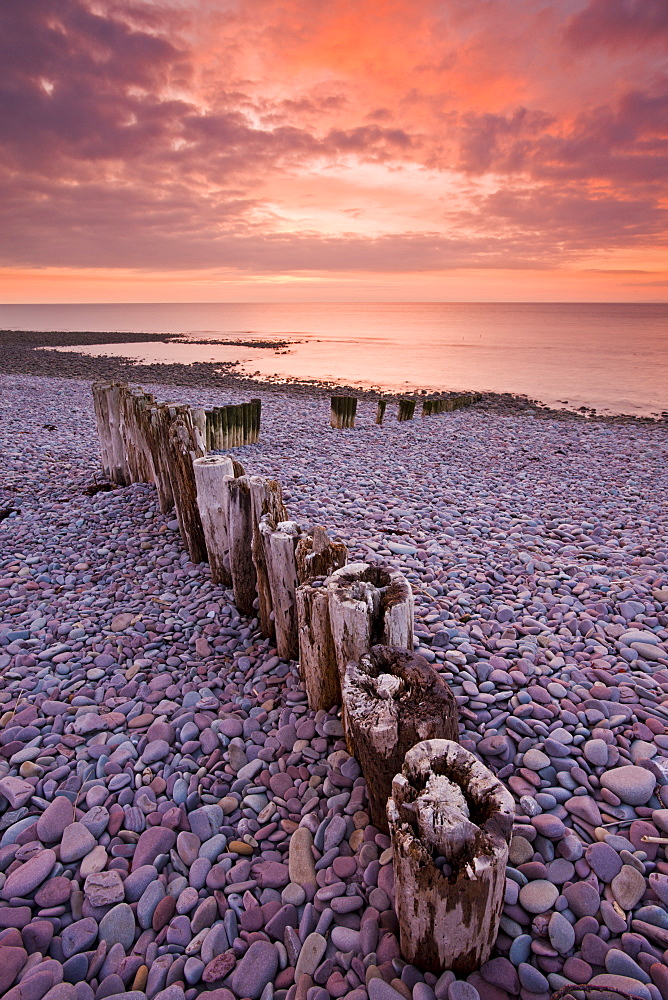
90,380,512,974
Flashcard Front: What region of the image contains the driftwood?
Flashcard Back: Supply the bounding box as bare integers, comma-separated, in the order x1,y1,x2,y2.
249,477,288,640
327,562,413,680
330,395,357,429
387,739,514,974
398,399,416,422
193,456,236,585
260,519,302,659
295,527,348,712
376,399,387,425
225,475,257,614
342,646,459,831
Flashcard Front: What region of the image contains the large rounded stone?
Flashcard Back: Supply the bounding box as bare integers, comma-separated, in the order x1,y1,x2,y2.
600,766,656,805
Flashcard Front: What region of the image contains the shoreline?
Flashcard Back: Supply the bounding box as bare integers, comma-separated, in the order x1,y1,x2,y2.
1,329,665,425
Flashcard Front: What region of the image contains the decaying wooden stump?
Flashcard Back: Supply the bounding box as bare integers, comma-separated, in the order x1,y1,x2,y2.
327,562,413,679
225,475,257,614
296,525,347,583
295,527,348,712
91,382,114,480
330,395,357,428
193,456,236,585
260,519,302,659
387,739,514,974
398,399,416,422
342,645,459,831
249,477,288,639
92,382,130,484
375,399,387,425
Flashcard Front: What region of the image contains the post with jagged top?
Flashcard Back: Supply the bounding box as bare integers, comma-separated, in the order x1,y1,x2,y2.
342,645,459,831
388,739,514,974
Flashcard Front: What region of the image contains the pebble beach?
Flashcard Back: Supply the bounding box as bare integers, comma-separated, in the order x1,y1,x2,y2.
1,367,668,1000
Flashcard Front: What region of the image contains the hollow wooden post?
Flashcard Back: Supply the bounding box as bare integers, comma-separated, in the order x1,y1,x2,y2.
193,456,236,585
388,740,514,974
260,519,302,659
327,562,413,680
342,645,459,832
295,527,348,712
376,399,387,425
225,475,257,614
249,477,289,640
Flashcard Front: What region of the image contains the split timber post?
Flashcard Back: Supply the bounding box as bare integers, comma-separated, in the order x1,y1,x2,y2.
342,645,459,832
330,395,357,429
92,382,130,485
167,408,208,563
327,562,414,682
387,739,514,974
147,403,176,514
193,456,236,585
249,477,288,640
259,518,302,660
295,526,348,712
225,475,257,615
375,399,387,425
398,399,416,422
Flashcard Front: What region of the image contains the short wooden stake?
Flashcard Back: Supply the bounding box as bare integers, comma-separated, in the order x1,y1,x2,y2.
249,477,288,640
225,475,257,615
330,395,356,428
193,456,236,585
260,518,302,659
388,739,514,974
327,562,413,680
398,399,416,422
375,399,387,424
342,645,459,831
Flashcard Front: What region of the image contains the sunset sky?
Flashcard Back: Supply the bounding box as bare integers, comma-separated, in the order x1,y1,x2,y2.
1,0,666,302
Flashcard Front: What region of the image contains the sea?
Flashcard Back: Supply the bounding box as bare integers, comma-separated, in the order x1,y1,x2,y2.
1,301,667,418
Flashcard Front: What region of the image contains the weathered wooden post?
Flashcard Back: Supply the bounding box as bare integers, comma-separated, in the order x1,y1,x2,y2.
225,475,257,614
342,646,459,831
249,477,288,640
193,456,236,585
295,527,348,712
91,382,113,480
388,740,514,974
251,399,261,442
260,518,302,659
376,399,387,425
398,399,416,422
330,395,356,428
167,408,208,563
327,562,413,680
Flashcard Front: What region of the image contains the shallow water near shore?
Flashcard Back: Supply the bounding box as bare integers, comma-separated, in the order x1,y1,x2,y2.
2,301,667,417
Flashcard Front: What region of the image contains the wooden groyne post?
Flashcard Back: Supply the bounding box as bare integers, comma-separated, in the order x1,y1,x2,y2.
330,395,357,428
398,399,416,422
388,739,514,973
342,645,459,831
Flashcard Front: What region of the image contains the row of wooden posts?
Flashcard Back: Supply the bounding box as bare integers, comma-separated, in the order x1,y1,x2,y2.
91,382,513,975
331,392,481,428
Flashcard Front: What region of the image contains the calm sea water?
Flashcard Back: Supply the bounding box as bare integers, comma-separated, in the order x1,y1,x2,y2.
2,302,667,417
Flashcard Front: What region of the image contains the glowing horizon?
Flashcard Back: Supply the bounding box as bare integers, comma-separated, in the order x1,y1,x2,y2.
1,0,666,303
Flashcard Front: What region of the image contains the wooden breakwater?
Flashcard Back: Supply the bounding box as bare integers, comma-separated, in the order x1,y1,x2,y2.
91,379,511,974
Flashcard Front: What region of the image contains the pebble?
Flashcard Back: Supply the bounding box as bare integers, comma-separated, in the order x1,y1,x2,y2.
1,373,668,1000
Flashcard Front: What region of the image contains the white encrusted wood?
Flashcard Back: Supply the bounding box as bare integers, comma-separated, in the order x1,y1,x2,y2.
387,739,514,974
194,456,235,586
